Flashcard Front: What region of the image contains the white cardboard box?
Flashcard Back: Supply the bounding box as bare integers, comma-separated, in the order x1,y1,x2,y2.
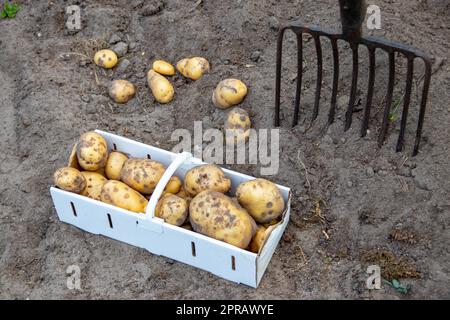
49,130,291,287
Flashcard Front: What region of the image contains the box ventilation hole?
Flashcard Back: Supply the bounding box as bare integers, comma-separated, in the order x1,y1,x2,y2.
113,143,117,150
107,213,113,229
231,256,236,271
191,242,196,257
147,154,151,159
70,202,77,217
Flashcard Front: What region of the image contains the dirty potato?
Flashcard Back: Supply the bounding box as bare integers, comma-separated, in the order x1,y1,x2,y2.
94,49,118,69
176,57,210,80
76,131,109,171
80,171,107,200
183,164,231,196
147,69,174,103
120,158,165,194
153,60,175,76
155,194,189,226
224,107,251,144
105,151,128,180
189,191,256,249
236,178,285,224
54,167,86,193
212,79,248,109
164,176,182,194
109,79,136,103
176,186,192,204
100,180,148,213
248,225,268,253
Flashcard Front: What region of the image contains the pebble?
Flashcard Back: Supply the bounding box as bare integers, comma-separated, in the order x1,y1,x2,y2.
116,58,131,73
111,41,128,57
366,167,374,177
347,181,353,188
108,33,121,45
86,104,97,115
268,16,279,31
81,95,90,103
21,115,31,127
250,51,261,62
128,41,138,50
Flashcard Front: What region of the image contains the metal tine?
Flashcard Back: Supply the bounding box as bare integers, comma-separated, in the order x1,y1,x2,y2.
361,46,376,137
345,44,359,131
292,32,303,127
396,57,414,152
274,27,288,127
413,58,432,156
378,51,395,147
328,38,339,125
312,34,323,122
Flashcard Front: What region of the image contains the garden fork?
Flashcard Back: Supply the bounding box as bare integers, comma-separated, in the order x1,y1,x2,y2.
274,0,432,155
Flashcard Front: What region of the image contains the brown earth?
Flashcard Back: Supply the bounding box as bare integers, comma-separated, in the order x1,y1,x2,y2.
0,0,449,299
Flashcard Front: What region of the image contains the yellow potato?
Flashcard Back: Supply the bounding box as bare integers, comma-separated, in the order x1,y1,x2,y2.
152,60,175,76
80,171,107,200
236,178,285,223
105,151,128,180
263,218,280,228
248,225,268,253
176,57,210,80
190,191,256,249
94,49,118,69
176,186,192,204
212,79,248,109
155,194,189,226
183,164,231,196
224,107,251,144
76,131,109,171
100,180,148,213
54,167,86,193
164,176,182,194
109,80,136,103
120,158,165,194
147,69,174,103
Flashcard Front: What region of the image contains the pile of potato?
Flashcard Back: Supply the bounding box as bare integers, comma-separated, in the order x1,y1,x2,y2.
54,132,285,253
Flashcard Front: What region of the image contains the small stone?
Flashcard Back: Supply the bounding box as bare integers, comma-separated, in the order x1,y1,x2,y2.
135,71,146,78
224,59,230,65
108,34,121,45
298,125,307,134
116,59,131,73
268,16,279,31
81,95,90,103
128,42,138,50
347,181,353,188
21,115,31,127
141,1,163,16
366,167,374,177
250,51,261,62
111,42,128,57
86,104,97,114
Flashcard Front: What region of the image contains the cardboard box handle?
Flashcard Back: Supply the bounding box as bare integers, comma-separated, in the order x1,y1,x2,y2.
145,151,192,220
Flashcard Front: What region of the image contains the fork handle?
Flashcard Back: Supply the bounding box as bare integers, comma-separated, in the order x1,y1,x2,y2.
339,0,366,40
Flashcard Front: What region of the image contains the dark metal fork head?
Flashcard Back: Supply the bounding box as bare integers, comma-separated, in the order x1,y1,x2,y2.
274,0,432,156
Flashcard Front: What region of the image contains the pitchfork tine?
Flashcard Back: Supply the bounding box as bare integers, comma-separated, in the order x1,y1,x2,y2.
312,35,322,122
361,46,376,137
396,57,413,152
274,27,288,127
378,51,395,147
328,38,339,125
345,44,359,131
293,33,303,127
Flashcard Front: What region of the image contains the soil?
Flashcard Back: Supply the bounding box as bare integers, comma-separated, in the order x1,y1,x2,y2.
0,0,449,299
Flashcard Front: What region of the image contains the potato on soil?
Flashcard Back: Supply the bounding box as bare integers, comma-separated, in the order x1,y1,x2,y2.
120,158,165,194
109,80,136,103
147,69,174,104
76,131,109,171
54,167,86,194
80,171,107,200
212,79,247,109
94,49,118,69
190,191,256,249
176,57,210,80
224,107,251,144
105,151,128,180
164,176,182,194
100,180,148,213
248,225,268,253
236,178,285,224
155,194,189,226
152,60,175,76
183,164,231,196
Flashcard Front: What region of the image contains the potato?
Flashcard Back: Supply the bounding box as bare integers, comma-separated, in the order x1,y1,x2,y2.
224,107,251,144
80,171,107,200
183,164,231,196
100,180,148,213
236,178,285,223
76,131,109,171
163,176,182,194
120,158,165,194
94,49,118,69
176,186,192,204
109,80,136,103
189,191,256,249
176,57,210,80
147,69,174,103
248,225,268,253
105,151,128,180
153,60,175,76
54,167,86,193
263,218,280,228
155,194,189,226
212,79,248,109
